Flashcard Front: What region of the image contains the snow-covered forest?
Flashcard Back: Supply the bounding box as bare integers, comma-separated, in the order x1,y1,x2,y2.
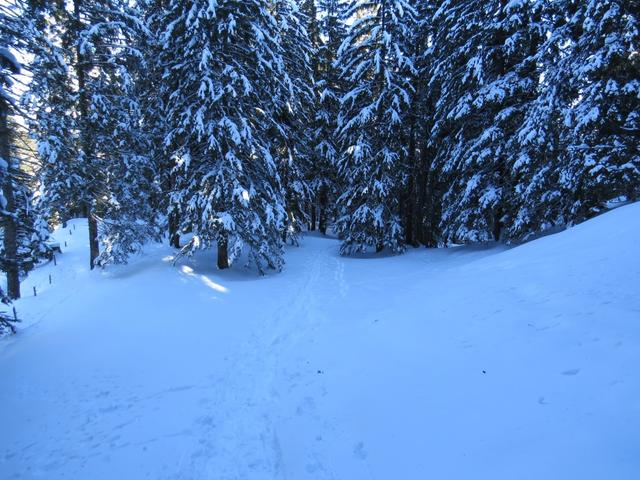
1,0,639,478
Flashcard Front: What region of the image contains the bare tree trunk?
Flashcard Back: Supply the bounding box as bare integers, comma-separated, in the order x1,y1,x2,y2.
87,207,100,268
0,97,20,298
403,87,418,247
493,208,503,242
404,185,414,245
309,200,316,231
168,210,180,248
318,185,328,235
217,236,229,269
417,134,430,246
493,162,505,242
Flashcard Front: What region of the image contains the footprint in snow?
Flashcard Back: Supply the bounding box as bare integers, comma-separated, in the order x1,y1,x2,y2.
353,441,368,460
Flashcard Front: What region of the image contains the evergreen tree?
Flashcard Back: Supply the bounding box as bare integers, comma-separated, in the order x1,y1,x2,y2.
92,2,163,266
335,0,417,254
274,0,315,245
28,0,157,267
140,0,181,249
25,5,78,225
428,0,544,243
2,0,51,300
560,0,640,220
403,0,438,247
509,0,572,238
160,0,291,272
308,0,346,235
1,23,23,299
510,0,639,238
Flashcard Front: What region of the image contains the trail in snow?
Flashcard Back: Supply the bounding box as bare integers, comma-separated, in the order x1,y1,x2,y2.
1,203,639,480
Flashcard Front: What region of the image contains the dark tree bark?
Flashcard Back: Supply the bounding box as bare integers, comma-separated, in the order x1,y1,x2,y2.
217,236,229,269
309,200,316,231
417,134,432,246
493,208,503,242
493,162,505,242
318,184,328,235
404,142,416,246
0,97,20,299
168,210,180,248
87,208,100,268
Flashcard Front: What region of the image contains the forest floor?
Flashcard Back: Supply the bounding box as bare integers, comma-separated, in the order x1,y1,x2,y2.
1,203,639,480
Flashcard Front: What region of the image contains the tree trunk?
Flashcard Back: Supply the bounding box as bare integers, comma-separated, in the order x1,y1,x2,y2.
309,200,316,231
404,172,415,247
493,160,506,242
493,208,503,242
87,206,100,269
318,185,328,235
417,134,431,246
217,236,229,269
0,97,20,299
404,81,419,247
168,211,180,248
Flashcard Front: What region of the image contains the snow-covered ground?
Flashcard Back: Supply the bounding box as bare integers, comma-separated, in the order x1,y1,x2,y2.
1,203,639,480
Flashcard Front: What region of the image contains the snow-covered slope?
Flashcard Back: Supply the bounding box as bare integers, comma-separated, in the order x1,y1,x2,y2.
1,203,639,480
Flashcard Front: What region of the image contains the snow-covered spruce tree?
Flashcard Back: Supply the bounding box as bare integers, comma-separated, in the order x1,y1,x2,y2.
559,0,640,221
24,5,80,225
507,0,573,239
509,0,639,238
428,0,545,244
403,0,438,247
91,3,163,266
160,0,290,272
274,0,315,245
0,22,22,300
335,0,417,254
140,0,181,249
308,0,347,235
1,1,51,300
27,0,158,268
427,0,488,244
297,0,322,234
73,0,160,267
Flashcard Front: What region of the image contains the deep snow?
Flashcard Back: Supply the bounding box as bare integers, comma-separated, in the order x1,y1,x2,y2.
1,203,639,479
